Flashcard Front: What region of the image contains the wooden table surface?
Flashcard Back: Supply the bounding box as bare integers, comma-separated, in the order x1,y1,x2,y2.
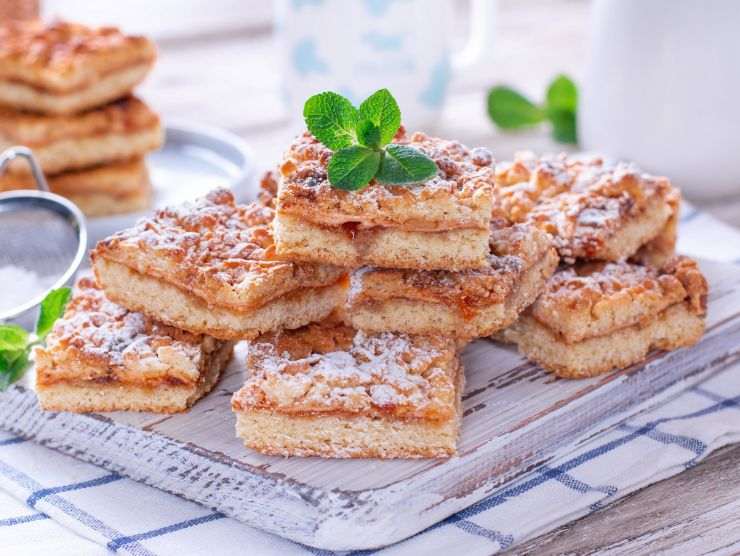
133,1,740,553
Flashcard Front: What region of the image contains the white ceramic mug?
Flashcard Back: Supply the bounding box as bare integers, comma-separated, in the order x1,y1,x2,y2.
580,0,740,200
275,0,497,132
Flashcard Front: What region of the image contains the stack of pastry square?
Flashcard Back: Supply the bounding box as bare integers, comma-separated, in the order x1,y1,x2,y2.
44,127,708,460
35,275,235,413
0,20,162,216
493,153,707,378
230,131,559,458
38,185,346,414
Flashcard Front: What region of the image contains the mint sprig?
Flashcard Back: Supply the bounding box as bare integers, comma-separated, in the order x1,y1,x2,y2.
303,88,438,191
0,287,70,391
487,74,578,144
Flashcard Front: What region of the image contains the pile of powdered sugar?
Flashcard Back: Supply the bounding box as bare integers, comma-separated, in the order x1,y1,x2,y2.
0,264,57,314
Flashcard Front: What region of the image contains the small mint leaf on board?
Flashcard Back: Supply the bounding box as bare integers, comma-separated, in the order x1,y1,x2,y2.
35,287,71,340
0,349,28,391
327,145,381,190
487,86,545,129
376,144,438,184
546,74,577,113
548,108,577,144
303,91,359,151
0,324,28,351
0,349,23,374
357,119,381,149
358,88,401,146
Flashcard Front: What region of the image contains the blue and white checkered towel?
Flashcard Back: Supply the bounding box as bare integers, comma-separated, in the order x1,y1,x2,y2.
1,207,739,555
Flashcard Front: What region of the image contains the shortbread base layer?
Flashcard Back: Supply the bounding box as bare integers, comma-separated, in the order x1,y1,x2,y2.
235,411,458,458
94,257,345,340
274,213,489,271
631,207,679,268
0,63,152,115
234,362,463,458
347,252,558,338
66,186,151,217
500,302,704,379
2,125,162,175
0,158,151,216
36,340,234,413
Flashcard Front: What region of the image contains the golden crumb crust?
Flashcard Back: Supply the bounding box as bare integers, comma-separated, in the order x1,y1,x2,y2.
93,188,345,311
0,158,153,217
94,256,346,341
232,318,460,422
529,256,707,343
34,276,233,390
277,130,494,232
494,153,676,262
0,95,159,146
0,20,155,93
499,256,708,378
0,157,148,196
631,187,680,268
257,170,278,208
500,302,704,379
63,185,151,218
349,223,556,316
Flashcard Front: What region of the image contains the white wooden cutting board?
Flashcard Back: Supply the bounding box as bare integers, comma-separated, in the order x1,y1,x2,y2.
0,260,738,551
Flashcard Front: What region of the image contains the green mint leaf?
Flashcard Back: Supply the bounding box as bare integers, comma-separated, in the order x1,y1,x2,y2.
303,91,359,151
0,324,28,351
35,287,71,340
487,86,545,129
0,348,29,391
376,144,438,185
327,146,381,190
0,349,22,374
357,119,381,149
548,108,577,144
358,88,401,146
546,74,577,113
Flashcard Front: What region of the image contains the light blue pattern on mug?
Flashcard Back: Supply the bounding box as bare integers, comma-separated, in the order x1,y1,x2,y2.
363,0,397,17
337,86,359,105
418,56,451,108
362,31,404,52
291,0,323,9
292,38,328,76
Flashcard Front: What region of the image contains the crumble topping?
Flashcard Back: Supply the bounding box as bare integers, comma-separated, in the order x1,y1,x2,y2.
233,320,459,420
257,170,278,208
94,188,343,307
277,131,494,229
39,276,217,384
0,20,154,80
530,256,707,338
494,153,673,261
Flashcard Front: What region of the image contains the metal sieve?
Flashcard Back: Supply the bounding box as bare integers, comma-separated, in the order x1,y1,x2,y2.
0,147,87,326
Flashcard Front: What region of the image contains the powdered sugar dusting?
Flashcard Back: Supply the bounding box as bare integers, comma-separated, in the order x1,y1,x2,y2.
45,275,211,382
494,153,672,261
530,257,707,334
235,326,458,420
94,188,342,307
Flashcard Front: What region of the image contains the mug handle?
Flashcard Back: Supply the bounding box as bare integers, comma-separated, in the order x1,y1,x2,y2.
452,0,498,72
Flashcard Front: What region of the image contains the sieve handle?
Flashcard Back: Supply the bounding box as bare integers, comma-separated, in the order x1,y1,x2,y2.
0,146,49,192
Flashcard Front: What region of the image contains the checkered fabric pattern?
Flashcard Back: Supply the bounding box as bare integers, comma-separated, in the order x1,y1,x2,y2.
1,205,739,555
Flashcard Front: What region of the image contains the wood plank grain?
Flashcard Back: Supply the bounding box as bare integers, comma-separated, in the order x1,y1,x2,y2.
0,261,737,551
514,444,740,555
